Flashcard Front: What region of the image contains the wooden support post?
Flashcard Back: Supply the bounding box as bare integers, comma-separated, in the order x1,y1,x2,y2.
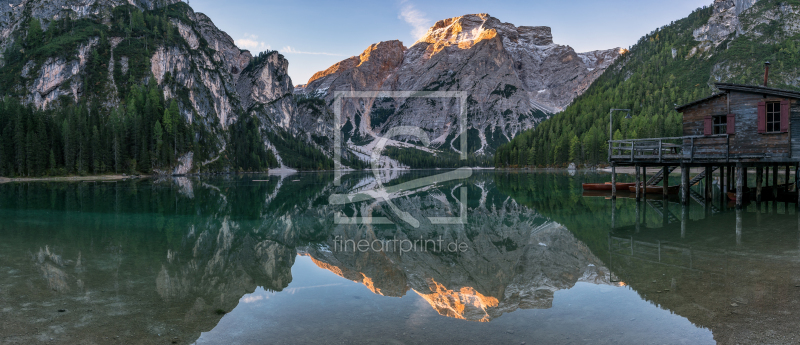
705,165,712,201
681,205,688,239
681,164,689,205
773,164,779,187
611,164,617,200
736,209,742,246
643,196,648,226
635,199,641,233
642,166,647,197
773,164,779,199
663,165,670,198
736,163,744,209
635,165,641,201
611,198,617,229
796,164,800,209
786,165,791,186
720,166,726,206
757,166,763,204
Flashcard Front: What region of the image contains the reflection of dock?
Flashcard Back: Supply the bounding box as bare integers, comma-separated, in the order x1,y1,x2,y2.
608,234,728,273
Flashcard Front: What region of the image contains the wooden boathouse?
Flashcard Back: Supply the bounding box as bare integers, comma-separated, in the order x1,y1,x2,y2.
607,74,800,209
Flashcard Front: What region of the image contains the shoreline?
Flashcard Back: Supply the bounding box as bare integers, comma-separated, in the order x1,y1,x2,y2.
0,174,137,184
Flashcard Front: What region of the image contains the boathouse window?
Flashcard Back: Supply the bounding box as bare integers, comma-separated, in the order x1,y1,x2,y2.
766,102,781,133
759,100,790,133
712,115,727,134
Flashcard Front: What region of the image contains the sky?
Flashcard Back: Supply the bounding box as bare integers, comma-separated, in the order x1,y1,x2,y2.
185,0,712,86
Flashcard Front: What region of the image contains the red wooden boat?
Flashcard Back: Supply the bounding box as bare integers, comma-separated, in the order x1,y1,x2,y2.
627,185,680,194
582,182,637,191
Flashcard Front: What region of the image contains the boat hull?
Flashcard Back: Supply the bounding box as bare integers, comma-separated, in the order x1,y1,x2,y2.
627,185,680,194
582,182,637,191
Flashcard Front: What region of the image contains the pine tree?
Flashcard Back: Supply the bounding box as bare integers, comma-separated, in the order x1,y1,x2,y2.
14,116,25,176
62,119,73,174
91,126,100,173
25,131,34,176
154,120,163,166
26,18,43,48
49,149,56,175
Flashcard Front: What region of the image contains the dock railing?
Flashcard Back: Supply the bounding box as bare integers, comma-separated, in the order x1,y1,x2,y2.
608,134,730,164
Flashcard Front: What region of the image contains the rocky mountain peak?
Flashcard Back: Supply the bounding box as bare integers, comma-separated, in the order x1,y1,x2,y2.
693,0,759,45
306,39,405,86
414,14,556,58
296,13,621,160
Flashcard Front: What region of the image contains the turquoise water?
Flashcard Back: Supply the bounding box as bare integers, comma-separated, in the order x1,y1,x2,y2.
1,170,798,344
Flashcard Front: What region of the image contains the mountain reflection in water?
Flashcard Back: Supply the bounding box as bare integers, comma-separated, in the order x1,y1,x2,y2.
0,171,795,344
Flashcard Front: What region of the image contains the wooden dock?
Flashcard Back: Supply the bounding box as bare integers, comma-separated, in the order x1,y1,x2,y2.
604,82,800,209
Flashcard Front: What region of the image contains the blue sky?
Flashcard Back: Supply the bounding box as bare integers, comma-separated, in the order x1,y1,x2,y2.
186,0,712,85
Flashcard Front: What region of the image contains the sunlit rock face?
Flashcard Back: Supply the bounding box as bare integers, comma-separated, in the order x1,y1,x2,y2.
303,180,613,322
298,14,620,155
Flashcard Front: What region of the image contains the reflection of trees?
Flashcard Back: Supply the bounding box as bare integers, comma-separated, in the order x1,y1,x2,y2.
0,175,331,344
495,171,800,344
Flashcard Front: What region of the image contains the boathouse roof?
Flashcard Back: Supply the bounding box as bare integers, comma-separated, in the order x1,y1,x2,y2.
675,83,800,112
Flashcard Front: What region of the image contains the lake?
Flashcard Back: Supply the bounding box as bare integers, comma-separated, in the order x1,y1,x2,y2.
1,170,798,344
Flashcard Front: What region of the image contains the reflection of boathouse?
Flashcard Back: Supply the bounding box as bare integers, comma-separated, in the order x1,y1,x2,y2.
607,200,800,344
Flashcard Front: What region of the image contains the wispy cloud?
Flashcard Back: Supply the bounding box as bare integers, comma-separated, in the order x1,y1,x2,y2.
235,34,271,52
398,0,431,40
280,46,344,56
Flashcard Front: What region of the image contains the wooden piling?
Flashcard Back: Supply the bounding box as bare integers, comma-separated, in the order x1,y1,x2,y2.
611,164,617,199
635,165,641,201
611,198,617,229
681,205,688,239
705,165,712,200
736,163,744,209
786,165,791,186
796,164,800,209
736,209,742,246
773,164,779,198
642,166,647,197
663,165,670,198
681,164,689,205
729,166,735,191
720,165,726,206
773,164,779,187
756,166,763,203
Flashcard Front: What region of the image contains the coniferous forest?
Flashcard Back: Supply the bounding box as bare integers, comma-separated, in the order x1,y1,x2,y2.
0,3,326,176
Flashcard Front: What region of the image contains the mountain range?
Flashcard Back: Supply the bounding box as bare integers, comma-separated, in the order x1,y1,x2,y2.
0,0,620,175
0,0,794,175
294,14,620,165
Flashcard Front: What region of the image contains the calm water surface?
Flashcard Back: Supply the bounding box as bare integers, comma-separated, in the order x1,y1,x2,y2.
1,170,798,344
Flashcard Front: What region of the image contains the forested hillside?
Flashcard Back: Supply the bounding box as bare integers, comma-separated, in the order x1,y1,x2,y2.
495,0,800,168
0,2,334,177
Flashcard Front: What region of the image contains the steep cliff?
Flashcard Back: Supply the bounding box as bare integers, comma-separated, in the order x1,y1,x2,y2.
296,14,621,158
